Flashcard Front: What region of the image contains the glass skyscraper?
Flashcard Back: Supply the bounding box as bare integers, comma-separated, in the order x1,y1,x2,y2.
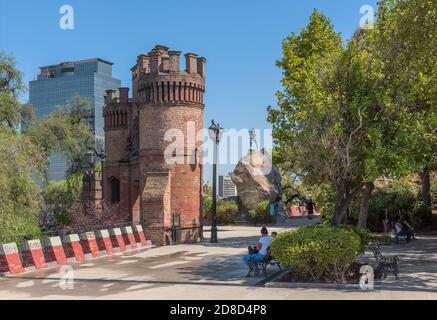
29,58,121,181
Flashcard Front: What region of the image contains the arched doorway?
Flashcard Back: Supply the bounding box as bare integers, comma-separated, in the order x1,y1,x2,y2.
108,177,120,204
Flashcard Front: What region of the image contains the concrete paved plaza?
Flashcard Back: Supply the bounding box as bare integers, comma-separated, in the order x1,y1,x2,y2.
1,219,436,300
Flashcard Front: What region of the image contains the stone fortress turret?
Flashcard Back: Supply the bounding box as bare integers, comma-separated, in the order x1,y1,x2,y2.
103,45,206,245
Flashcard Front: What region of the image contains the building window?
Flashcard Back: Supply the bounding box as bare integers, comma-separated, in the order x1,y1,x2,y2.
109,177,120,203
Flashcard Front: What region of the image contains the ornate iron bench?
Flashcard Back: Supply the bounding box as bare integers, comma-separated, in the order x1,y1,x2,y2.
246,247,281,278
368,241,400,280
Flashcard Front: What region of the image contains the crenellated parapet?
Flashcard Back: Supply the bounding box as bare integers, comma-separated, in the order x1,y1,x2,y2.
103,88,133,130
131,45,206,106
138,80,205,105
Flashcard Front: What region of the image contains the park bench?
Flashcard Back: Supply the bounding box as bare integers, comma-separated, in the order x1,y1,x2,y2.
368,241,400,280
246,247,281,278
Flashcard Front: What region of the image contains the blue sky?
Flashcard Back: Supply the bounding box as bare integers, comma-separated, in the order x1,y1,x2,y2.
0,0,377,179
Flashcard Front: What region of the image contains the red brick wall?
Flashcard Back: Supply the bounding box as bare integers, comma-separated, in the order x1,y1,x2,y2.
103,46,205,245
138,103,203,244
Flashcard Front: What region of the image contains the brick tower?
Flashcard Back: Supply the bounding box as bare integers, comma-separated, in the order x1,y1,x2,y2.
103,45,205,245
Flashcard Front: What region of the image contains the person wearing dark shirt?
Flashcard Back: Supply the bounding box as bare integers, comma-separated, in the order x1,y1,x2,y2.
306,198,315,220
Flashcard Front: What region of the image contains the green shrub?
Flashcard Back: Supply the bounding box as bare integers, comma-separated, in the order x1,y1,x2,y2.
270,224,361,283
256,199,271,221
202,193,212,217
412,201,432,227
247,200,271,224
247,209,257,218
216,199,238,224
340,225,370,253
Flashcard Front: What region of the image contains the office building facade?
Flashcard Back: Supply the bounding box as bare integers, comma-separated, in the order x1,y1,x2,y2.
29,58,121,180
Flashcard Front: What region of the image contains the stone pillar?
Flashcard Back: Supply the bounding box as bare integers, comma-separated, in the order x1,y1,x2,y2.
82,171,103,212
141,172,172,246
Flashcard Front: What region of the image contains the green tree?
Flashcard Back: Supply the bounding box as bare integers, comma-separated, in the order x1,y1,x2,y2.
23,96,95,229
0,53,96,240
375,0,437,215
201,184,213,218
0,53,44,242
268,11,379,226
0,52,33,128
0,127,45,242
24,95,95,178
216,199,239,224
268,6,436,227
41,173,83,228
202,192,212,217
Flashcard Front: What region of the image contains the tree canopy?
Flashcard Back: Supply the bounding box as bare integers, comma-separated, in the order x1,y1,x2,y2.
268,2,436,226
0,52,95,241
24,95,95,177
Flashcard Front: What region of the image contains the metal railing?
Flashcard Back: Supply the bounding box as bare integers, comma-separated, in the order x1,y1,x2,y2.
164,224,203,244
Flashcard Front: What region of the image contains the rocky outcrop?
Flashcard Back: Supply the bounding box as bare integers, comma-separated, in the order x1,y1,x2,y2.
230,149,282,211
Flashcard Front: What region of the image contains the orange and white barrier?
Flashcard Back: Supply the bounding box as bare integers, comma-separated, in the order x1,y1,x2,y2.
23,239,47,269
121,226,137,249
80,231,100,257
0,243,24,274
133,225,147,247
63,234,85,261
44,236,67,265
109,228,126,252
96,230,113,254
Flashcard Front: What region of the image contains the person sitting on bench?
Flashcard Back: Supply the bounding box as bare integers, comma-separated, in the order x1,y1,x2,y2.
395,216,416,242
400,216,417,240
243,226,272,274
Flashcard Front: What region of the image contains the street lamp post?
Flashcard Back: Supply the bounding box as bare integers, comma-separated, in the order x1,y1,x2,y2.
208,120,224,243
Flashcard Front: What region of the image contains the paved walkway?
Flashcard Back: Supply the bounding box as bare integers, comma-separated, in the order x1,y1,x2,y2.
0,219,436,300
360,234,437,294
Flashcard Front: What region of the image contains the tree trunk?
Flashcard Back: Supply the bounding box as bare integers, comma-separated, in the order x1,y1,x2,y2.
344,207,350,225
332,193,351,226
332,184,362,227
357,182,374,228
421,168,432,207
332,201,349,226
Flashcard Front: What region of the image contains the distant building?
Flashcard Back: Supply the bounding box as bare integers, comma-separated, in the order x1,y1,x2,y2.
29,58,121,180
219,175,237,198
